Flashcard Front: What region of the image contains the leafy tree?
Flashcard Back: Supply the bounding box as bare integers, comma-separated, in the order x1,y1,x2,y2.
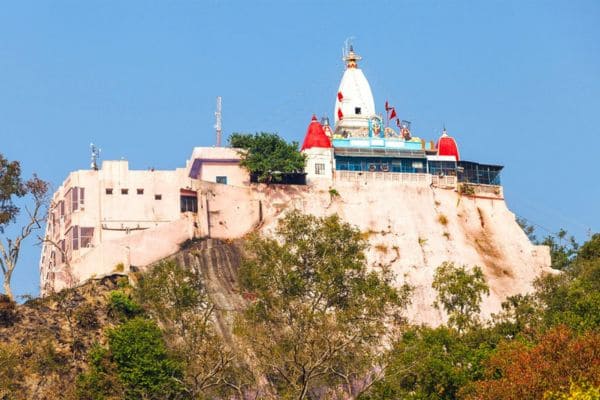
469,325,600,400
544,381,600,400
237,211,411,399
135,261,247,398
432,262,489,334
229,132,305,183
0,153,49,300
107,317,184,399
361,326,501,400
540,229,579,271
534,252,600,332
516,217,537,243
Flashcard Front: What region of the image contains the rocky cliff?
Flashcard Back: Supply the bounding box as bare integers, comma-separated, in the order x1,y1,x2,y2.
198,179,551,326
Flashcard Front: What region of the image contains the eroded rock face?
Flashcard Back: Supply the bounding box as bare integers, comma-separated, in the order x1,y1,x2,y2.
198,180,551,326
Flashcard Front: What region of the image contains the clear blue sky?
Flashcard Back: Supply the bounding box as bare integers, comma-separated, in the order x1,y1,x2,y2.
2,1,599,298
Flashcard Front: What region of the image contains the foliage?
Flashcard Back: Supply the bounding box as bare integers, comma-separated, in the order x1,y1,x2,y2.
237,211,411,399
361,326,501,400
534,254,600,332
469,325,600,400
135,260,245,398
0,342,22,397
544,381,600,400
0,153,49,300
229,132,305,183
432,262,490,333
107,317,184,399
107,290,142,320
540,229,579,271
516,216,537,243
0,154,26,232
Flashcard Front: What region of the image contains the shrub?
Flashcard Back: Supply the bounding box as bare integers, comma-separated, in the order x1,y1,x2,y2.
438,214,448,226
108,291,142,320
108,318,184,399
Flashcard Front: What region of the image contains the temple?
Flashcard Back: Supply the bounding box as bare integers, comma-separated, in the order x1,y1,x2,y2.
302,46,503,191
39,46,507,295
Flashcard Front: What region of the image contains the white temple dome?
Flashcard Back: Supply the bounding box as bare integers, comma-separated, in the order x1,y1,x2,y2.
333,46,376,136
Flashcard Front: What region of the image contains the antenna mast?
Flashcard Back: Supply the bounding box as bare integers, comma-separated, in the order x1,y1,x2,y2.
215,96,222,147
90,143,101,170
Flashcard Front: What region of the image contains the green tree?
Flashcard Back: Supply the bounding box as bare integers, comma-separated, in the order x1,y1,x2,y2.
540,229,579,271
229,132,305,183
135,261,247,398
361,326,499,400
237,211,411,399
432,263,489,334
0,153,49,300
107,317,184,399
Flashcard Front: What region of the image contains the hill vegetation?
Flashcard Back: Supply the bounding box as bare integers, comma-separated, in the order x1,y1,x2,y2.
0,213,599,399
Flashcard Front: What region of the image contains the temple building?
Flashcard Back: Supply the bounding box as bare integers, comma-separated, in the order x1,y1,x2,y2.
302,46,503,189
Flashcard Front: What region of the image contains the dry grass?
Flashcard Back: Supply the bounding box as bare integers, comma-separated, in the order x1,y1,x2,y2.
438,214,448,226
374,244,388,254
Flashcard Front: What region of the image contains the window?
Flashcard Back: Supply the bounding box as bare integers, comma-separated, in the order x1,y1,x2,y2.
155,194,162,200
72,225,79,251
180,195,198,213
106,188,113,195
80,227,94,248
315,163,325,175
216,176,228,184
355,107,362,115
137,188,144,195
121,189,129,195
79,187,85,206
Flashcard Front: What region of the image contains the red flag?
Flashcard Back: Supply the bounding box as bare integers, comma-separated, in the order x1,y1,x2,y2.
385,100,390,111
337,91,343,101
337,108,344,120
389,108,397,120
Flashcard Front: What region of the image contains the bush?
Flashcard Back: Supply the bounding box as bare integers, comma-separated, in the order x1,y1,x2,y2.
108,318,184,399
108,291,142,320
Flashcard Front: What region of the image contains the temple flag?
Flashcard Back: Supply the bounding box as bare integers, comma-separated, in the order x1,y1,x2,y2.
337,108,344,120
385,100,390,111
389,107,397,120
337,91,343,101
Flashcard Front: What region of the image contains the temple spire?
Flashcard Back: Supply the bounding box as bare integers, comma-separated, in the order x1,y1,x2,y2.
343,45,362,69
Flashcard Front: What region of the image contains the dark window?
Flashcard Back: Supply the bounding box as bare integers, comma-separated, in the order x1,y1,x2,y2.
106,188,113,195
121,189,129,195
180,195,198,213
216,176,228,184
70,188,78,212
155,194,162,200
137,188,144,195
80,187,85,206
315,163,325,175
80,227,94,248
72,226,79,251
355,107,362,115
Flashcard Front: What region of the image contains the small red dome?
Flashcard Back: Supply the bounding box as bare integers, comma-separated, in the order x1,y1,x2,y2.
436,130,460,161
301,115,331,151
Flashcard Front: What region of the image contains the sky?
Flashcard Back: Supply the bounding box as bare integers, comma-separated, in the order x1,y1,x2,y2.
1,0,599,298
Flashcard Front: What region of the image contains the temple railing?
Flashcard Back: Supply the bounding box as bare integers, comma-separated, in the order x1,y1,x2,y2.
335,171,432,186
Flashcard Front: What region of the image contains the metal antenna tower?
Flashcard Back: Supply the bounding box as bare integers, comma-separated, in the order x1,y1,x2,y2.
90,143,101,170
215,96,222,147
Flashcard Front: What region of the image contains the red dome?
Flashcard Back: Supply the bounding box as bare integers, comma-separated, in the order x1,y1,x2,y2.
301,115,331,151
436,131,460,161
